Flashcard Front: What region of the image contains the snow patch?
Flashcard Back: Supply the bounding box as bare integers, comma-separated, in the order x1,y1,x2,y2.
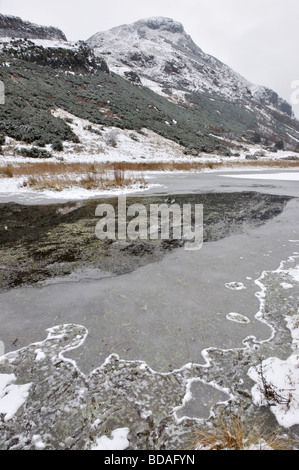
288,266,299,283
32,434,47,450
280,282,293,290
226,312,250,324
225,282,246,291
248,354,299,428
91,428,130,450
0,374,32,422
35,349,46,362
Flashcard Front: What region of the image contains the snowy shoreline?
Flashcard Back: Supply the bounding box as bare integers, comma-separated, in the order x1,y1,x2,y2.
1,109,298,204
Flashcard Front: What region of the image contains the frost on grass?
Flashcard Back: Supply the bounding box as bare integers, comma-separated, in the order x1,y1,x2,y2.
248,354,299,428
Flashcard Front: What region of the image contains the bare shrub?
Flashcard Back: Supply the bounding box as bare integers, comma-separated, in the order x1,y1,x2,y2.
256,360,294,408
105,130,118,148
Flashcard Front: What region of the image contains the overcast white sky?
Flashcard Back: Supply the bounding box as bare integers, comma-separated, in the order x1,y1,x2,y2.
1,0,299,116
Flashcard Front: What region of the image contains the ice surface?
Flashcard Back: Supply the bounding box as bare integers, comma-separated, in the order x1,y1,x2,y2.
223,172,299,181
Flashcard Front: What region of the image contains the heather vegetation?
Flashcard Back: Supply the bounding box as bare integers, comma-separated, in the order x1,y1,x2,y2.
1,40,298,155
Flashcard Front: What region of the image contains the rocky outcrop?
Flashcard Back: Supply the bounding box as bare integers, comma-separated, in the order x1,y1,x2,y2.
2,39,109,74
0,13,67,41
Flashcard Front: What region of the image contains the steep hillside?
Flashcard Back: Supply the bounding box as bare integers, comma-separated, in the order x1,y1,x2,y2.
0,15,299,153
88,17,291,114
88,17,299,147
1,37,299,153
0,38,220,151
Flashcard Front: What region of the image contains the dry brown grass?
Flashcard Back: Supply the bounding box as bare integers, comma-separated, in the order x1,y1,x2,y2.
107,159,299,172
18,164,146,192
187,415,294,451
0,158,298,191
1,159,298,180
0,161,100,178
0,164,14,178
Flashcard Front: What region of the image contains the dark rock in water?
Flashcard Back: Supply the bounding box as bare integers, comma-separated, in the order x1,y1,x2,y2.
0,13,67,41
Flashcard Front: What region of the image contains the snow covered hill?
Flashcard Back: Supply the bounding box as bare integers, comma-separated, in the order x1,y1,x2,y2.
1,14,299,152
87,17,292,116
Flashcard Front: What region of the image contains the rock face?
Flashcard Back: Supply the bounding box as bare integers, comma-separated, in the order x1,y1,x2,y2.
87,17,293,117
0,13,67,41
1,39,109,74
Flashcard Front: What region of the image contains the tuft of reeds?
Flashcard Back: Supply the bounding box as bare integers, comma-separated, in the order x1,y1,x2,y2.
20,164,145,192
186,414,295,451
